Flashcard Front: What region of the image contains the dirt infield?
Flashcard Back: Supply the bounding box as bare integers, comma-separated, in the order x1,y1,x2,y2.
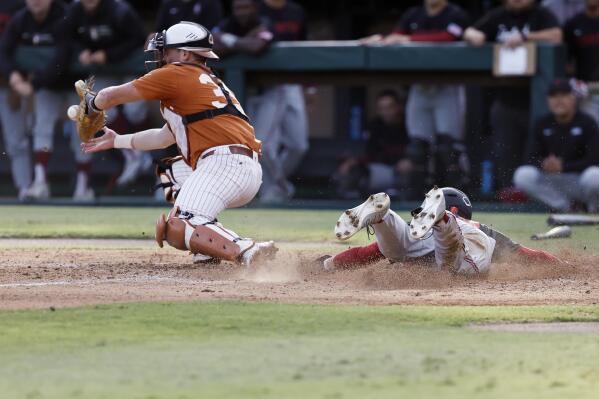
1,238,598,310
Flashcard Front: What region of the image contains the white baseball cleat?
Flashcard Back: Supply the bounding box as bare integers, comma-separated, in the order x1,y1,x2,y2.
239,241,278,267
409,186,446,240
335,192,390,241
24,181,50,200
72,187,95,202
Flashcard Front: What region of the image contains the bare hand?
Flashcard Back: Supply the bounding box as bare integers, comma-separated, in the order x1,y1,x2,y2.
542,155,563,173
91,50,107,65
382,33,410,45
81,127,117,154
396,158,414,175
79,49,93,65
13,81,33,97
504,32,525,49
9,71,24,87
360,34,384,44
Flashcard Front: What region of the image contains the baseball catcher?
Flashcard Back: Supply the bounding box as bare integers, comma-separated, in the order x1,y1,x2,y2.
320,187,561,273
78,21,276,266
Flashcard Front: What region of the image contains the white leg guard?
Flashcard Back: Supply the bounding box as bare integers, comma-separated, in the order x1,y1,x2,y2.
433,212,495,275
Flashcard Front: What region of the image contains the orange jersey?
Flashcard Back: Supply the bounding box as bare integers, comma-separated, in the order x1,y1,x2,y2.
132,63,261,168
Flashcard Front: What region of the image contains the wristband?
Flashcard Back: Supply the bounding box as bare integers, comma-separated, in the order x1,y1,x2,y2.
85,93,102,114
114,134,134,149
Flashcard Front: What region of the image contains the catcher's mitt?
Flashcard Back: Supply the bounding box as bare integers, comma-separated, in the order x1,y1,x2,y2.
74,78,106,143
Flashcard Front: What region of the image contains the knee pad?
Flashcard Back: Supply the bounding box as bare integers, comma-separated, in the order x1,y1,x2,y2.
154,156,184,203
155,207,254,261
580,166,599,192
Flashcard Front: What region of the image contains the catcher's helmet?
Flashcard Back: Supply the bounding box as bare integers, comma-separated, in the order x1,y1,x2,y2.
145,21,218,70
442,187,472,220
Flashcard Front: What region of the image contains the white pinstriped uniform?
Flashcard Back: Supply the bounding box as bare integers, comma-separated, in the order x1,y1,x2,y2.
169,145,262,226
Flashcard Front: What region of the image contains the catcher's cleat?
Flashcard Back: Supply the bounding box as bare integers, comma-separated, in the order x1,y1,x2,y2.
239,241,278,267
334,192,390,241
409,186,446,240
192,253,222,265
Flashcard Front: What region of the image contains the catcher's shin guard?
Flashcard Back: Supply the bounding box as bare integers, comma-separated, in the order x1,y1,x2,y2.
155,207,254,261
154,156,183,203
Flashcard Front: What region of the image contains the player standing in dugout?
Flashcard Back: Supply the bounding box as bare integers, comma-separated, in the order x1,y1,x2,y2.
80,21,277,266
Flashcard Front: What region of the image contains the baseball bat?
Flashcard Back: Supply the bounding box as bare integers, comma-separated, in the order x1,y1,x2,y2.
531,226,572,240
547,214,599,226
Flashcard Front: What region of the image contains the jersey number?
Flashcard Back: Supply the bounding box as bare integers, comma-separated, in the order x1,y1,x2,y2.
199,73,247,117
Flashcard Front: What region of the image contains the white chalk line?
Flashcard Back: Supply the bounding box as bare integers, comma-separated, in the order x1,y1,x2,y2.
0,276,237,289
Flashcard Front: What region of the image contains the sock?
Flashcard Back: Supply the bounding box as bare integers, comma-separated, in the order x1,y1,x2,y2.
33,151,51,184
75,162,91,192
332,242,384,269
516,246,560,264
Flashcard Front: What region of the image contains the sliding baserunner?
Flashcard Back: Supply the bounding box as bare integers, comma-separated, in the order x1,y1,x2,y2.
319,187,560,272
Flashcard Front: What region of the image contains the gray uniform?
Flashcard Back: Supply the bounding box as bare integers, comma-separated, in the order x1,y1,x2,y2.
248,84,308,201
406,84,465,143
0,87,30,191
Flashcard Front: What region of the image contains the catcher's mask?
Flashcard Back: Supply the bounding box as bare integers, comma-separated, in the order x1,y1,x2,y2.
145,22,218,72
145,31,166,72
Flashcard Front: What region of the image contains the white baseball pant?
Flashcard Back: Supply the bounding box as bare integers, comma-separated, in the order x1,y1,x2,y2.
374,210,495,274
247,84,309,198
406,84,465,143
171,145,262,228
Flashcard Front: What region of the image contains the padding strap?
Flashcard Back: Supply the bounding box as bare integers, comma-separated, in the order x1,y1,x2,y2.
153,156,184,203
181,75,249,125
155,207,252,261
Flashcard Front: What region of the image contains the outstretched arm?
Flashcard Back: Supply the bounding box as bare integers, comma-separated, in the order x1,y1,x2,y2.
93,81,144,111
82,124,176,153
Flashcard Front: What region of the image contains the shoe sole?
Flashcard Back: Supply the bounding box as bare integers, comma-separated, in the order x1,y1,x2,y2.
409,186,446,240
334,193,390,241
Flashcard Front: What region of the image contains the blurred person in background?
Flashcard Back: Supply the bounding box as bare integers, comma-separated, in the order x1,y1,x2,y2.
362,0,471,197
212,0,273,56
332,90,410,200
247,0,308,204
1,0,96,200
155,0,223,32
565,0,599,125
62,0,150,188
542,0,585,25
0,0,27,200
464,0,562,192
513,79,599,212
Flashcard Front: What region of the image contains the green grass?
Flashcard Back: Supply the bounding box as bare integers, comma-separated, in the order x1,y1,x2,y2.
2,206,599,398
1,205,599,250
1,301,599,399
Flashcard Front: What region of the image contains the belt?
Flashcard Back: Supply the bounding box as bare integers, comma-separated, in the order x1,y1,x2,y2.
201,145,258,160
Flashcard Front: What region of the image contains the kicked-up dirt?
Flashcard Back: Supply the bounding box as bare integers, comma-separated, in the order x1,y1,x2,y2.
1,239,598,310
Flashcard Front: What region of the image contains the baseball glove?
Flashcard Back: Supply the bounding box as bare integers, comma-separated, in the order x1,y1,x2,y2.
74,78,106,143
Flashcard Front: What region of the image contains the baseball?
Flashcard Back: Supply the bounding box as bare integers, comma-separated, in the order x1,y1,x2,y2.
67,105,79,120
